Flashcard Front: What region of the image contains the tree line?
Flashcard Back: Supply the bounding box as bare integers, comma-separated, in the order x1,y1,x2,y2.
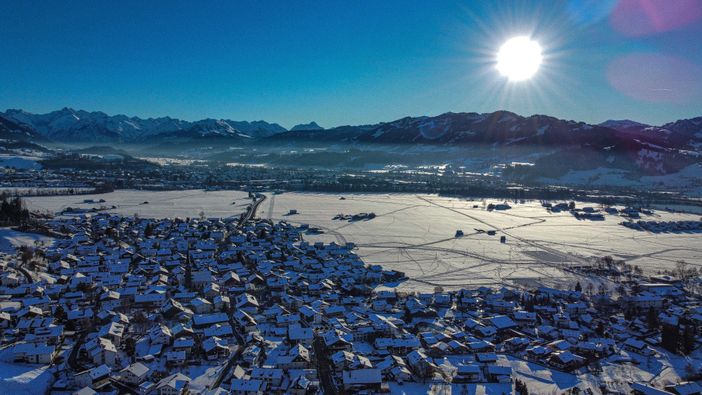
0,193,31,226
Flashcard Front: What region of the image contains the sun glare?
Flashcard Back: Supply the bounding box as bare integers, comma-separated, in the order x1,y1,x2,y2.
496,36,542,81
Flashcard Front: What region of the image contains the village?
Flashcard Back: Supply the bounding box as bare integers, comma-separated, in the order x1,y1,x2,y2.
0,193,701,394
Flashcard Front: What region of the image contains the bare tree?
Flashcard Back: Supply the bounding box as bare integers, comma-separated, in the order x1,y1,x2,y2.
19,245,34,266
676,260,690,282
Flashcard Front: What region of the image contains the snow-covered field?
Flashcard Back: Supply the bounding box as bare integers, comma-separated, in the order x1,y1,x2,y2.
25,189,251,219
261,192,702,291
20,190,702,292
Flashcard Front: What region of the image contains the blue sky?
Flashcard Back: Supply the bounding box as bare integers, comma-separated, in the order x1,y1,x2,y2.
1,0,701,128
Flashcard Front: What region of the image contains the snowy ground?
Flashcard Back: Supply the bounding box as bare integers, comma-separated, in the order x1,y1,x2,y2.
0,228,54,253
538,164,702,197
261,192,702,292
25,189,251,219
0,348,53,395
0,362,53,395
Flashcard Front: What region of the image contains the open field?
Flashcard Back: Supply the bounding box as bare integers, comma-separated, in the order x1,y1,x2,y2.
25,189,250,219
21,190,702,292
261,192,702,291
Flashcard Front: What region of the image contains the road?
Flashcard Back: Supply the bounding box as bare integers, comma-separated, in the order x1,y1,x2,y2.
237,194,266,229
313,336,339,395
210,193,266,390
67,329,90,372
16,265,34,283
210,343,243,390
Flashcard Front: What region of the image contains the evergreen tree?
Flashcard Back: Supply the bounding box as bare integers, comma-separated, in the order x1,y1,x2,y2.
596,322,605,337
647,306,658,329
144,223,155,237
53,305,67,321
682,320,696,355
124,337,137,362
661,323,678,353
184,253,193,290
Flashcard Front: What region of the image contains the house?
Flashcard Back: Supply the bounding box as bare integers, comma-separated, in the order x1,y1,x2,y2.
342,368,384,392
277,343,311,370
154,373,190,395
74,364,111,389
230,378,266,395
236,293,260,313
513,310,537,326
86,338,118,366
503,337,530,352
242,344,263,365
407,349,435,378
287,374,319,395
98,321,125,347
485,365,512,383
488,315,517,336
73,387,97,395
453,364,482,383
203,336,229,360
149,324,172,345
331,350,373,370
548,350,586,371
639,284,684,298
250,367,284,390
12,342,56,364
624,294,664,310
374,337,421,355
665,382,702,395
121,362,150,385
165,350,187,366
623,338,654,356
191,297,214,314
193,313,229,329
288,325,314,346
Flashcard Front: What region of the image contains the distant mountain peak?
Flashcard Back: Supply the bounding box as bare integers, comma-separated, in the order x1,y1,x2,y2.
599,119,650,129
291,122,323,131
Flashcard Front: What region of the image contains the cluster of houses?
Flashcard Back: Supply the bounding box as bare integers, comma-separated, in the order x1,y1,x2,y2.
541,202,665,222
621,220,702,233
332,212,376,222
1,209,701,395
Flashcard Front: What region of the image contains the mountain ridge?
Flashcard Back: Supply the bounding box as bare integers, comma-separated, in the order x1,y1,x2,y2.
2,108,701,177
2,108,701,155
1,108,287,143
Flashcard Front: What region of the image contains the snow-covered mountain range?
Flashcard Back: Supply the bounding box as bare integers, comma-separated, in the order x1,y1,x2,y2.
1,108,287,142
4,107,700,151
1,107,700,176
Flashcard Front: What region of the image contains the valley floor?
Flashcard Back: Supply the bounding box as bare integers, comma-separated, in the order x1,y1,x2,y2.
261,192,702,292
24,190,702,293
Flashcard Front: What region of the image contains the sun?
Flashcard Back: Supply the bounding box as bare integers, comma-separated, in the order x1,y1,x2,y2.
496,36,543,81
